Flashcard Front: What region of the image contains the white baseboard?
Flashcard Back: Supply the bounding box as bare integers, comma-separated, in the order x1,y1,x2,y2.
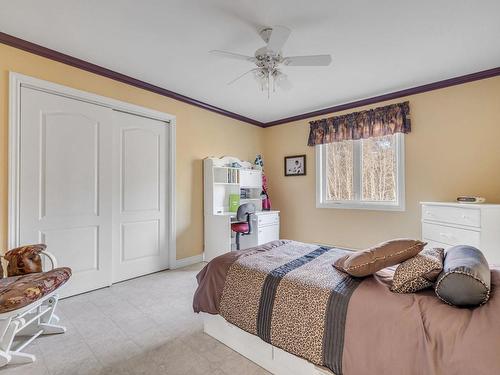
173,253,204,269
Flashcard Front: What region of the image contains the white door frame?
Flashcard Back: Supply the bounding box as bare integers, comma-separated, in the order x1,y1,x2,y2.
8,72,177,269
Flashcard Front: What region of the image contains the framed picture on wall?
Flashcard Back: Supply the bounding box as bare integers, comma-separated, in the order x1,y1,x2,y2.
284,155,306,176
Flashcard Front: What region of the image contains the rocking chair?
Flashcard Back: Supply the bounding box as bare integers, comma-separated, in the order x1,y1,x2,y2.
0,244,71,367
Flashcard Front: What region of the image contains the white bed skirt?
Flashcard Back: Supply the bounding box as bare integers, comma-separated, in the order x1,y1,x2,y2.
202,313,334,375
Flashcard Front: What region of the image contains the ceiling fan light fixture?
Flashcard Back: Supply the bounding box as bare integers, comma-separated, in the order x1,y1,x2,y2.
211,25,332,97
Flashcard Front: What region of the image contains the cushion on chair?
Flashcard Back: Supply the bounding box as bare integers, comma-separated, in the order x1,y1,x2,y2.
0,267,72,313
4,244,45,277
231,222,250,233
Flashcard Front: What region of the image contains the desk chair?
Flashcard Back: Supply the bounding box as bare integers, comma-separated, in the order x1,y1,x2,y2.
231,203,256,250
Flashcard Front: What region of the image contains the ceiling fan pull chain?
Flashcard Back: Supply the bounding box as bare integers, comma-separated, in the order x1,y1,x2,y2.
268,71,271,99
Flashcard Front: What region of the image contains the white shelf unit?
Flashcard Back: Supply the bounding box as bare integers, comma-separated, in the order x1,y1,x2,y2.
204,157,262,215
204,157,280,261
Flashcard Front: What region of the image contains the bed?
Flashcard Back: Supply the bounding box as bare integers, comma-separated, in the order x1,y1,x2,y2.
193,240,500,375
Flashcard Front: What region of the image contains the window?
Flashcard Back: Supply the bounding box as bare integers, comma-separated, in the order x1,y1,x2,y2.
316,133,405,211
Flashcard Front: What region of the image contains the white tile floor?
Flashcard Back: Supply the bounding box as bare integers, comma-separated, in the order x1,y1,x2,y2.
0,263,269,375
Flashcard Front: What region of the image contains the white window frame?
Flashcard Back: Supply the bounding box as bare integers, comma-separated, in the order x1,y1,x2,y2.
315,133,405,211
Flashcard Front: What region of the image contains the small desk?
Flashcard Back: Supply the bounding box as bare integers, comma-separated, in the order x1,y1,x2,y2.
204,210,280,262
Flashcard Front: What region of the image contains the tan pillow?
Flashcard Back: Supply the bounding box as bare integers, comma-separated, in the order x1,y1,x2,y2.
333,239,426,277
390,247,445,293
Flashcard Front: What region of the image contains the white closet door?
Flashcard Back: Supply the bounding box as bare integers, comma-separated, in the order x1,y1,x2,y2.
112,111,169,282
19,87,113,297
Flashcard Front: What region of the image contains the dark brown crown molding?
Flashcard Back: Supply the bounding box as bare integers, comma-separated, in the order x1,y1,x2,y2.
1,32,499,129
0,32,265,127
264,66,500,127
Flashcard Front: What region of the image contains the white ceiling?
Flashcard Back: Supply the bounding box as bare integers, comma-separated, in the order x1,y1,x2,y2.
1,0,499,123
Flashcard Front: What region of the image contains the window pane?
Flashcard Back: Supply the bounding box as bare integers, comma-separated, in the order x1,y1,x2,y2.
361,135,397,201
325,141,354,201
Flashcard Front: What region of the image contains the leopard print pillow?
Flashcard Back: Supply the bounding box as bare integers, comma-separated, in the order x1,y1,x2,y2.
390,248,445,294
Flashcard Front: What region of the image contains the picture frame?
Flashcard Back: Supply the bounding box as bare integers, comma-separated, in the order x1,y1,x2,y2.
284,154,306,176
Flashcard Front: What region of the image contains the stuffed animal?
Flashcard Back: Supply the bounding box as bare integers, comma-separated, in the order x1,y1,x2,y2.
254,154,264,169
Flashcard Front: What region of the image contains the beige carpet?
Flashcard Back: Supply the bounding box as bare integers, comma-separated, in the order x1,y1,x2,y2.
0,263,269,375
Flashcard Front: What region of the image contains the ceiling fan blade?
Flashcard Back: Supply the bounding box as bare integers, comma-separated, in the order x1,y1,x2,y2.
275,72,293,91
283,54,332,66
266,25,291,53
209,50,256,62
228,68,260,85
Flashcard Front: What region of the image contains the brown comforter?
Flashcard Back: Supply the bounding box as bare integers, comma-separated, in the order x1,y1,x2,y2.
193,240,500,375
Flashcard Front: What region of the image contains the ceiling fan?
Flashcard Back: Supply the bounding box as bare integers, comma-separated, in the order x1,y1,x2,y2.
210,25,332,97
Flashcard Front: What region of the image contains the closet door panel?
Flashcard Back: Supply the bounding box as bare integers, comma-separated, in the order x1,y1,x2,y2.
41,113,98,218
121,128,160,212
40,226,99,273
121,220,160,261
19,87,113,297
112,111,169,282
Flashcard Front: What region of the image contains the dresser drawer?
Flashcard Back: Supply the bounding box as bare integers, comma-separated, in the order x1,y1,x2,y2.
422,222,480,247
257,224,280,245
423,239,453,251
422,205,480,228
257,213,279,227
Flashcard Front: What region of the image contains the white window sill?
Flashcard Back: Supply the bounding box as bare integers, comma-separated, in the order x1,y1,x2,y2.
316,201,405,212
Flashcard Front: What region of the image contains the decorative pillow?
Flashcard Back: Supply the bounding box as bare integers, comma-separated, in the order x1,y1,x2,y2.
390,247,444,293
333,239,426,277
435,245,491,307
4,244,45,277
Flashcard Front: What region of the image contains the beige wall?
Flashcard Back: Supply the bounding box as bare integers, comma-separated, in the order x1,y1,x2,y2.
2,43,500,258
263,76,500,249
0,43,264,259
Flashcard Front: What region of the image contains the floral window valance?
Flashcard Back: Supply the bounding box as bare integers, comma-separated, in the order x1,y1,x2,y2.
307,101,411,146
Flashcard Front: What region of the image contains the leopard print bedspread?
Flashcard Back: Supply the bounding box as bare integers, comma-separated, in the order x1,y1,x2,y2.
219,241,360,375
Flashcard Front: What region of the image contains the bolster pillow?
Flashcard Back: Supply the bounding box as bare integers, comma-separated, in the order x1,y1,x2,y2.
435,245,491,307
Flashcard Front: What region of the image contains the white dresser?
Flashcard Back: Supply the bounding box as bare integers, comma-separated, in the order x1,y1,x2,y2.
421,202,500,265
